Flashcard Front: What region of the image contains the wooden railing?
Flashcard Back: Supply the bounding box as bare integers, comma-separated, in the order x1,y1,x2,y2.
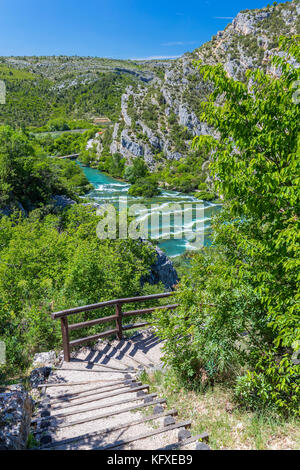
51,292,178,362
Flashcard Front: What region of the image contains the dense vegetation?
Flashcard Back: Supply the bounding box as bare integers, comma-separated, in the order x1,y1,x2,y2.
0,206,162,380
0,126,93,213
36,128,98,157
124,158,160,197
0,125,164,381
154,149,216,198
0,64,137,127
96,153,161,198
154,36,300,417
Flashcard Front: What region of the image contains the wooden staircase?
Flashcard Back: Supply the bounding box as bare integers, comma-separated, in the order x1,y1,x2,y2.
31,333,210,450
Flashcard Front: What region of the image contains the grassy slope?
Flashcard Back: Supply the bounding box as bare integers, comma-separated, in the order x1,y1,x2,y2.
141,369,300,450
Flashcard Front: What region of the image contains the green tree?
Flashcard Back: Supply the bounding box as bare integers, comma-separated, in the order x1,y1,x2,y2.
154,36,300,416
124,158,149,183
0,126,92,209
128,177,160,197
0,206,161,380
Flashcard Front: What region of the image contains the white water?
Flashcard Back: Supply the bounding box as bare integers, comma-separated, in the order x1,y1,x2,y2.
78,163,221,258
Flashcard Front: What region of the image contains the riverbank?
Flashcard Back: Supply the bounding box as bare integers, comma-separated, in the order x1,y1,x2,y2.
77,162,222,258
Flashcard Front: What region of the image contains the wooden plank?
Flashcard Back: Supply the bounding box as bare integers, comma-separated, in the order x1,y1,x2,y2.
60,317,70,362
68,359,134,372
68,315,118,331
102,353,135,369
37,378,132,388
54,367,134,374
102,340,154,368
115,303,123,341
115,351,146,368
110,342,150,368
39,409,178,449
157,432,209,450
98,420,192,450
43,398,167,430
33,393,158,422
106,343,146,368
123,304,179,317
51,384,150,410
69,329,118,347
51,292,174,319
49,381,139,404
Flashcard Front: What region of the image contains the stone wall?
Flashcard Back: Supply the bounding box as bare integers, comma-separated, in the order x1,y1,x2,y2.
0,387,33,450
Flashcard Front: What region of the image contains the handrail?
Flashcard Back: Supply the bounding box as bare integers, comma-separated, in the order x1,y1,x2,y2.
51,292,176,362
51,292,175,319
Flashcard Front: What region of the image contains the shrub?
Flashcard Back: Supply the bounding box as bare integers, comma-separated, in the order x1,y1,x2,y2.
154,36,300,416
0,206,160,380
128,177,160,197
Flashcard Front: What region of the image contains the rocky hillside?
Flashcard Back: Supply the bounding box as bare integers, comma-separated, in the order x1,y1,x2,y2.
1,56,170,86
96,1,299,189
0,1,298,194
0,56,171,127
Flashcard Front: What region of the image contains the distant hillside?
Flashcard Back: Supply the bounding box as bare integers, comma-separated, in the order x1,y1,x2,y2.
0,1,299,196
0,57,171,127
99,0,299,193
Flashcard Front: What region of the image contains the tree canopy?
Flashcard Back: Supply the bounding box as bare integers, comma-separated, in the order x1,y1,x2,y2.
0,126,92,210
154,36,300,416
0,205,161,380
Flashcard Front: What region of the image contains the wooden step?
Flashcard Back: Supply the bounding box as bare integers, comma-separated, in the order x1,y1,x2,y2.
34,398,167,431
51,384,149,411
38,409,178,449
47,380,138,404
68,359,134,372
54,367,134,375
97,420,192,450
33,393,159,423
157,432,210,450
37,378,128,388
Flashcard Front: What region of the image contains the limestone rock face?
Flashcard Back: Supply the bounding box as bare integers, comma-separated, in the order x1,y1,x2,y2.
51,195,76,209
142,246,178,290
29,367,52,388
121,129,144,157
232,11,271,35
97,1,299,180
32,350,57,367
0,389,33,450
30,350,57,388
121,90,133,127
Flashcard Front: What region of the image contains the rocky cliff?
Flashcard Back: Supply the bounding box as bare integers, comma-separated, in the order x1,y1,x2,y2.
94,1,299,190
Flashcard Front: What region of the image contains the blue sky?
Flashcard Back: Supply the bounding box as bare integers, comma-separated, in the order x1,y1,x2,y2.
0,0,282,59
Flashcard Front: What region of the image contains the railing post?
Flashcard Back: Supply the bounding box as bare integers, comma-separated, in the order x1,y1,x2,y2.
60,316,70,362
115,303,123,341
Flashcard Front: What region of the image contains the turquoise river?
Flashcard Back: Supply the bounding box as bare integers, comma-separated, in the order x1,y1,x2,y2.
78,162,222,258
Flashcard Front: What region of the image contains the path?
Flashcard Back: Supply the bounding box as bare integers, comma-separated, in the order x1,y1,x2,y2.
31,331,210,450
